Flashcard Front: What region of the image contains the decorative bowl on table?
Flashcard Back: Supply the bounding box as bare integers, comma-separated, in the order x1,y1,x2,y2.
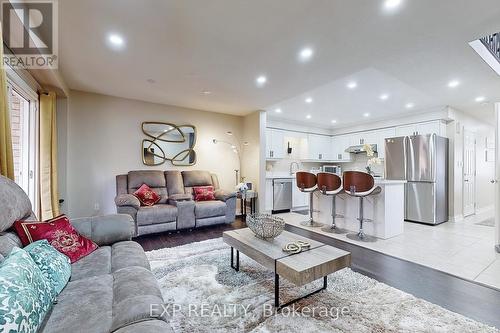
246,214,285,240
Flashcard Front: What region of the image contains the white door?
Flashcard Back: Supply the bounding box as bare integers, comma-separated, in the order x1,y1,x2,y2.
463,129,476,217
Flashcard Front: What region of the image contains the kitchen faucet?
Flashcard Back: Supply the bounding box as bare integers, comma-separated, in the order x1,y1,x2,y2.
289,161,300,175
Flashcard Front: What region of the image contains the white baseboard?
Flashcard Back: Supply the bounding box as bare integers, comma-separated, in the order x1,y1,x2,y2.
449,214,464,222
476,205,494,215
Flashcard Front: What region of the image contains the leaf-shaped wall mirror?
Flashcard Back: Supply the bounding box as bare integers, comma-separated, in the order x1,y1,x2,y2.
141,122,197,166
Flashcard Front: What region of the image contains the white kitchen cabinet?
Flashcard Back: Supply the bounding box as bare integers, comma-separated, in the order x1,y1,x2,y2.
376,128,396,159
394,121,446,137
395,124,416,137
332,135,352,162
265,128,285,159
416,122,441,136
292,178,309,208
349,131,377,146
307,134,332,161
264,179,273,212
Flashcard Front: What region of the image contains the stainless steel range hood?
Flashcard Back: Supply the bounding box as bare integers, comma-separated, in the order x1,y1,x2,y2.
345,144,377,154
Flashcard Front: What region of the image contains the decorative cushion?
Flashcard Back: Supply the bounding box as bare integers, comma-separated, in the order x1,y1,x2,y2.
13,215,62,247
25,240,71,297
0,247,54,333
12,215,98,263
134,184,161,206
193,186,216,201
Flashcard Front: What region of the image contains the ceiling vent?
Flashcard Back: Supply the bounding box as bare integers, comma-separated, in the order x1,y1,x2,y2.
469,33,500,76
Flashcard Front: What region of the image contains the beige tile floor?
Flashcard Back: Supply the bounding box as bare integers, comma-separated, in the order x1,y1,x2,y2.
283,211,500,290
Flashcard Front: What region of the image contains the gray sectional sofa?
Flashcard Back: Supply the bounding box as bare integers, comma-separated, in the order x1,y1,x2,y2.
115,170,237,236
0,175,172,333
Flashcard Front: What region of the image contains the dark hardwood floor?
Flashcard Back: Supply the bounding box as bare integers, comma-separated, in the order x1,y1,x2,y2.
135,218,500,329
135,218,247,251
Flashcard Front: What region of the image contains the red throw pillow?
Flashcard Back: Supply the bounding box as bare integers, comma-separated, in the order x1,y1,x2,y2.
134,184,160,206
13,215,98,263
193,186,215,201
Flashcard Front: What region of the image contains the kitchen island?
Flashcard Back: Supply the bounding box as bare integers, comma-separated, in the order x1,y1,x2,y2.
314,179,406,239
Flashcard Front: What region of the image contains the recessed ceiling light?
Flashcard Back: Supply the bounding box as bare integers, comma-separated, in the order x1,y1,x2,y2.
226,131,233,136
306,114,312,119
384,0,402,10
201,90,212,95
347,82,357,89
299,47,314,61
275,108,282,113
379,94,389,100
447,80,460,88
363,113,371,117
256,75,267,86
405,103,415,109
108,33,125,48
331,120,337,124
475,96,486,102
305,97,313,104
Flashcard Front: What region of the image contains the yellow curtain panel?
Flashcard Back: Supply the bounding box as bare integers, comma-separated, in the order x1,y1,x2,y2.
0,25,15,180
40,92,59,220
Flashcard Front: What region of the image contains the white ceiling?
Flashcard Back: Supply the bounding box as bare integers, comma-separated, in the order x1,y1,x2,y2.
59,0,500,127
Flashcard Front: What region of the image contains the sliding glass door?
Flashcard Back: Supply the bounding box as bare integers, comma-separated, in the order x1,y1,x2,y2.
7,77,39,214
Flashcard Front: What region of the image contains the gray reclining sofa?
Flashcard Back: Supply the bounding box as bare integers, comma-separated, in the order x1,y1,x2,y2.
0,175,172,333
115,170,237,236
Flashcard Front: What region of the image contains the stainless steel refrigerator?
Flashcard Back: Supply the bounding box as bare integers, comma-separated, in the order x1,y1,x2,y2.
385,134,449,225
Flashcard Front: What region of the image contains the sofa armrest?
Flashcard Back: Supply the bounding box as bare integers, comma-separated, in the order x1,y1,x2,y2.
168,199,195,230
214,190,237,202
115,194,140,210
71,214,135,245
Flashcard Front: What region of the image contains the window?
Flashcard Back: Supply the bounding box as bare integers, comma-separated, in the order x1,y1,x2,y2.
7,73,39,213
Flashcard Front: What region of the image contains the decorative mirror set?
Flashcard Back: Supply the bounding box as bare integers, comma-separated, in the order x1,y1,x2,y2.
141,122,197,166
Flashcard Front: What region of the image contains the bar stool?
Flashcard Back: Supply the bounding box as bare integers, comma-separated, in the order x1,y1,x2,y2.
317,172,347,234
296,172,323,227
343,171,381,242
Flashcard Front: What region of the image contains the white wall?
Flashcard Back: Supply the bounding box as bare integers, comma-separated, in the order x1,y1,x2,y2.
64,90,253,218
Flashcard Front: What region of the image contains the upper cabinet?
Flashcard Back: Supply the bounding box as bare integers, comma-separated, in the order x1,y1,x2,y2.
307,134,332,161
266,128,285,159
265,120,446,162
376,128,396,159
349,131,377,146
395,121,446,137
332,135,352,162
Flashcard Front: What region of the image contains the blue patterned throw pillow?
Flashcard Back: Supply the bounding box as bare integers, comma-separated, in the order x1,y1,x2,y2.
25,240,72,297
0,247,54,333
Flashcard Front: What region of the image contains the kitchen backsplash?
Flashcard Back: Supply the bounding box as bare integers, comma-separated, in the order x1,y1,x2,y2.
340,154,385,177
266,153,384,177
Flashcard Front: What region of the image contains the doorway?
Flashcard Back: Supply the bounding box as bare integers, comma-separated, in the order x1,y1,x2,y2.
463,129,476,217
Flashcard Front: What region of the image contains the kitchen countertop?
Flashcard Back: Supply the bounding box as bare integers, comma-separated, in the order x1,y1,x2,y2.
265,173,406,185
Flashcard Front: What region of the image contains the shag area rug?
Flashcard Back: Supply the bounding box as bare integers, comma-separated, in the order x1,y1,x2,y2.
147,238,498,333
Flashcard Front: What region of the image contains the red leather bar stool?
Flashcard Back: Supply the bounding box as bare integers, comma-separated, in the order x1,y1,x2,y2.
343,171,381,242
296,171,323,227
317,172,347,234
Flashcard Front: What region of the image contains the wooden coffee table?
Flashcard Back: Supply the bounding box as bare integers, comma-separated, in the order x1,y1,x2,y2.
222,228,351,308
